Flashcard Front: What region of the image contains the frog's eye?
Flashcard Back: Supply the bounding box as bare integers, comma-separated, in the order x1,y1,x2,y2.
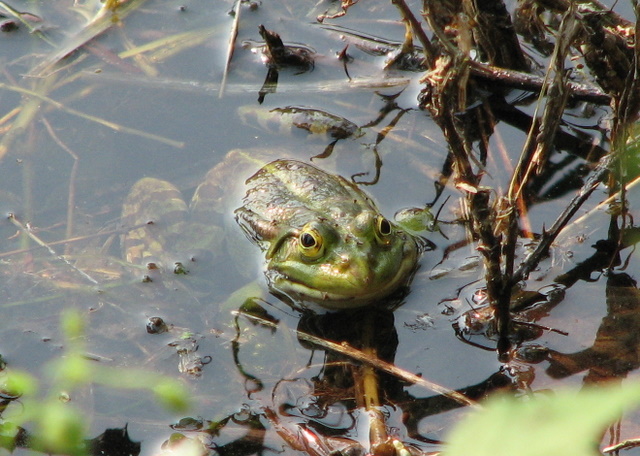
375,216,393,244
298,228,324,259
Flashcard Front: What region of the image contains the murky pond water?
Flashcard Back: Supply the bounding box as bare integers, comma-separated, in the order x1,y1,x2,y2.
2,0,640,455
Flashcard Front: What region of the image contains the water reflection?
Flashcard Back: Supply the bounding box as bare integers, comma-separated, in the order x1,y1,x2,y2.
546,272,640,384
168,303,508,456
164,306,406,455
3,0,640,453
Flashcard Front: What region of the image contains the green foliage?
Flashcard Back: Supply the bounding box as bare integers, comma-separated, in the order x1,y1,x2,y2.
0,369,37,397
37,402,86,455
2,373,89,455
60,308,85,340
52,351,92,386
153,379,191,414
621,124,640,185
444,384,640,456
0,309,191,455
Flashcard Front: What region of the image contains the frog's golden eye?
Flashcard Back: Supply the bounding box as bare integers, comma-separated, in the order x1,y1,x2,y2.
298,228,324,259
375,216,393,244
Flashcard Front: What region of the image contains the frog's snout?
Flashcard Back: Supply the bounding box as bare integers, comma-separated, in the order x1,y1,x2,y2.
335,253,376,287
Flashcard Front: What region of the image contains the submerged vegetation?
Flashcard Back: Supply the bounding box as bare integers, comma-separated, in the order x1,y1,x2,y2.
1,0,640,455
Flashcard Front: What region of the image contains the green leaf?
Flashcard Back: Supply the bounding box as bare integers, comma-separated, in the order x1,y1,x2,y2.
36,401,86,456
444,384,640,456
54,352,92,385
0,370,37,397
61,309,86,340
153,379,191,413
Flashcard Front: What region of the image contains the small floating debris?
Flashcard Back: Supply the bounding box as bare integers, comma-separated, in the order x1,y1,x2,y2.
256,24,315,71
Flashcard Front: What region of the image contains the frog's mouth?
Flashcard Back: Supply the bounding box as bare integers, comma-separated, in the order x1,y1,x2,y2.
266,252,419,310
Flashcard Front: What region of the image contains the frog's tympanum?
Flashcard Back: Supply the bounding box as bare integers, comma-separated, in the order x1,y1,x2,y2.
122,155,423,310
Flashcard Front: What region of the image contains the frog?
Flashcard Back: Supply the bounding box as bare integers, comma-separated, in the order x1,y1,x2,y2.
121,150,429,310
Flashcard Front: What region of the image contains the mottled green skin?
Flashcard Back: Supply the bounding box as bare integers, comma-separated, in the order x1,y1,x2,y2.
122,155,421,310
235,160,421,309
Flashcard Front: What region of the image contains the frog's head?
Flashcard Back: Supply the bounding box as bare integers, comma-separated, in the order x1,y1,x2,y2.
262,211,421,310
235,159,426,310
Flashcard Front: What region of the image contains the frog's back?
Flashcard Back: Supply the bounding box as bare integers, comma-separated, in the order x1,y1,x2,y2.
242,160,375,229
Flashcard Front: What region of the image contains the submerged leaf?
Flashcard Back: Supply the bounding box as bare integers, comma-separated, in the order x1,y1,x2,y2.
270,106,362,139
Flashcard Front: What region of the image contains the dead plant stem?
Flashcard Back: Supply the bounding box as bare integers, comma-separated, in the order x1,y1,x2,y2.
0,81,185,150
0,75,57,165
513,153,613,283
41,116,79,255
391,0,435,65
7,213,99,285
220,0,242,98
236,310,477,408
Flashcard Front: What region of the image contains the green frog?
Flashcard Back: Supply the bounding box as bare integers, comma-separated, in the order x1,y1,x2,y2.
121,151,426,310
